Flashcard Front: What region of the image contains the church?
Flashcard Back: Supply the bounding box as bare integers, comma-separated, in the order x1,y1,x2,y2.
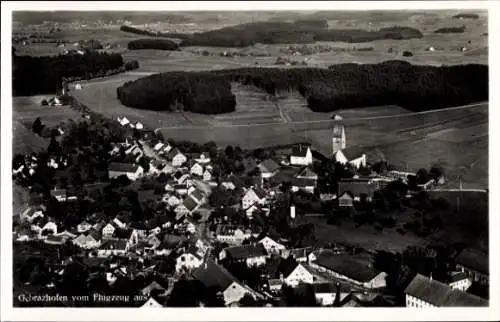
331,115,366,169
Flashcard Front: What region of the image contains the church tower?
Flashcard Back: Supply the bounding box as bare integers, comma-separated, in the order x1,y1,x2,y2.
332,114,346,155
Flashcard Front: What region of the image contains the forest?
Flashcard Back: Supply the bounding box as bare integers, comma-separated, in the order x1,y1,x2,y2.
13,51,138,96
127,39,179,51
116,61,488,114
434,26,466,34
120,21,423,47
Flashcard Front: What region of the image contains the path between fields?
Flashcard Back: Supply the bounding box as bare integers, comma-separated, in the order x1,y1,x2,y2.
156,102,488,131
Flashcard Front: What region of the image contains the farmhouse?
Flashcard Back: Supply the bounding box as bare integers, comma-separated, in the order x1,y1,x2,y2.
241,187,267,210
338,178,379,202
194,153,211,164
258,236,286,255
313,282,351,306
404,274,488,307
190,163,204,176
202,169,212,182
192,259,259,306
141,297,163,308
258,159,281,178
167,148,187,167
290,145,313,166
219,244,268,267
447,271,472,291
73,231,101,249
291,178,316,194
338,191,354,207
278,261,314,287
334,146,367,169
176,244,207,274
215,225,254,245
97,239,129,257
310,253,387,289
454,248,489,285
117,116,130,126
108,163,144,181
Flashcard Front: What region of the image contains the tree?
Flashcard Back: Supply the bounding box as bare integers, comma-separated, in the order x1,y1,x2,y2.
429,165,444,181
416,168,429,185
41,99,49,106
238,293,258,307
32,117,43,135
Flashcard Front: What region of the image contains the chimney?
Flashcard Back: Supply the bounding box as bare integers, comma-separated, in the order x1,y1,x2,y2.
290,205,296,220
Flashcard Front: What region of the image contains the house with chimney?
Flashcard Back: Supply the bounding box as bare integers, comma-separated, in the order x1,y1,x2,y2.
258,159,281,179
338,178,380,204
241,187,267,216
167,148,187,167
215,225,254,245
454,248,489,285
290,145,313,166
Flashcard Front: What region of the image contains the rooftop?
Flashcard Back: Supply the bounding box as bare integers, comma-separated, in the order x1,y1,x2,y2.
192,259,240,291
455,248,489,275
258,159,281,173
291,144,311,158
108,162,140,173
313,253,381,283
224,243,268,260
404,274,488,307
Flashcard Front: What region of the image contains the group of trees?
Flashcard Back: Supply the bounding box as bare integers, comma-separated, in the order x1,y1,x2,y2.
13,51,138,96
434,26,466,34
119,25,189,39
117,61,488,115
127,39,179,51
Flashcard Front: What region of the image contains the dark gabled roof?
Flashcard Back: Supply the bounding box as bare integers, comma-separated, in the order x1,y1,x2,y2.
108,162,140,173
99,238,128,250
258,159,281,173
183,196,199,212
88,229,102,241
339,146,365,161
50,189,67,197
278,259,300,278
291,178,316,188
192,259,239,291
404,274,488,307
448,271,469,283
190,189,205,202
338,179,378,198
455,248,489,275
224,243,267,260
174,184,188,190
166,148,183,159
130,221,148,230
252,187,267,199
297,167,318,179
313,253,380,283
46,234,65,243
291,144,310,158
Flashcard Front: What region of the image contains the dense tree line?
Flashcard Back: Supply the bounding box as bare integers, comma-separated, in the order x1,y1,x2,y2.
180,22,423,47
127,39,179,51
434,26,466,34
117,61,487,114
452,13,479,19
119,25,189,39
13,51,137,96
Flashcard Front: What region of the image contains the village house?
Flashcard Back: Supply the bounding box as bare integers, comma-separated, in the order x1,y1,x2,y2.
165,195,181,208
141,297,163,308
215,225,254,245
189,189,206,205
41,221,58,235
277,260,314,287
219,244,268,267
281,247,313,262
108,163,144,181
220,179,237,191
153,142,165,152
50,188,68,202
113,217,127,229
296,167,318,181
241,187,267,212
77,220,92,233
447,271,473,291
175,196,200,218
291,178,316,194
97,239,129,257
404,274,488,307
174,172,190,184
190,163,204,177
174,184,189,195
141,281,167,297
333,146,367,169
20,207,44,222
102,222,117,239
338,178,380,204
149,160,173,175
258,236,287,255
454,248,489,285
313,282,351,306
202,169,212,182
194,153,211,164
44,234,66,245
175,245,207,274
73,230,101,249
310,253,387,289
192,259,260,306
117,116,130,126
167,148,187,167
258,159,281,179
290,145,313,166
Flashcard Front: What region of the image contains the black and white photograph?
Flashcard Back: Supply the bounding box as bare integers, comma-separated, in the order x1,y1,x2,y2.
1,1,499,321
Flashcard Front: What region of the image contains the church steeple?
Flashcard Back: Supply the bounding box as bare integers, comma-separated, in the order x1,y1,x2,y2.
332,114,346,155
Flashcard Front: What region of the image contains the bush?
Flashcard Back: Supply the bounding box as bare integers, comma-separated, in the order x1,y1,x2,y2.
402,51,413,57
434,26,466,34
40,99,48,106
396,227,406,235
